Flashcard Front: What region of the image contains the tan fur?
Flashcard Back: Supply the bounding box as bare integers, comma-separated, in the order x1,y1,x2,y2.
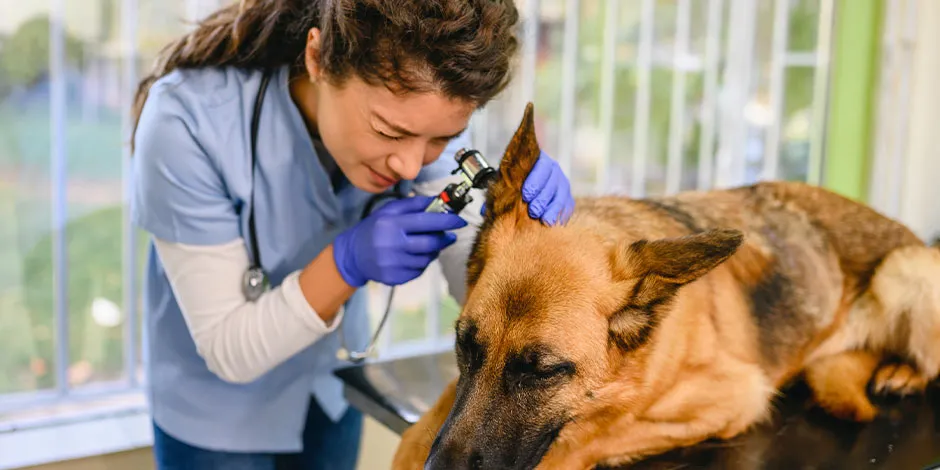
392,103,940,470
804,350,880,422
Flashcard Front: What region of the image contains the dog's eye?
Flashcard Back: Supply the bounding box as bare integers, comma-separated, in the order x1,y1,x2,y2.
541,362,576,378
504,350,576,389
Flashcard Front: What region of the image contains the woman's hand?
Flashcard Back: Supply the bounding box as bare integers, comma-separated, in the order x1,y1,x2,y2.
522,151,575,225
481,151,575,225
332,196,467,287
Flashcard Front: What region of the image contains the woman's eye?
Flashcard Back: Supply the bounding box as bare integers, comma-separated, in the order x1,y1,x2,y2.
377,130,403,141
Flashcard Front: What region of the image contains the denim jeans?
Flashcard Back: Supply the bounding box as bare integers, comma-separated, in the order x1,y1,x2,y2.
152,398,363,470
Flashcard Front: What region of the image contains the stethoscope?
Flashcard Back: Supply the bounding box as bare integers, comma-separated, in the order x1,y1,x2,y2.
242,69,404,363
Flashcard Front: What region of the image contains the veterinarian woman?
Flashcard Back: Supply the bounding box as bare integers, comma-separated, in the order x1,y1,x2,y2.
130,1,574,469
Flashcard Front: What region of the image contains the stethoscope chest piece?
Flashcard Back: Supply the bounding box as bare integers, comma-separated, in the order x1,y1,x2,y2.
242,266,267,302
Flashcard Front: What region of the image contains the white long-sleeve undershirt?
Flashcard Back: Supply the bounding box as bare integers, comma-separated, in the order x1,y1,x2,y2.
153,175,483,384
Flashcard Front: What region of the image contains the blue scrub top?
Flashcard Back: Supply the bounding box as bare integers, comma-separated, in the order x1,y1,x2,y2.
131,64,468,452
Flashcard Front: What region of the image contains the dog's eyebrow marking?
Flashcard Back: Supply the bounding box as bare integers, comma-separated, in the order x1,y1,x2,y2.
503,278,542,320
637,199,702,232
456,318,486,371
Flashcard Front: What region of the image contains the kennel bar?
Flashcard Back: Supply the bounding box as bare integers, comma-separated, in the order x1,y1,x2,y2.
761,0,791,182
714,0,757,188
665,0,692,195
696,0,725,191
807,0,835,186
869,0,914,219
631,0,655,198
521,0,541,107
122,0,142,388
595,0,619,194
558,0,581,178
886,0,917,217
49,0,70,398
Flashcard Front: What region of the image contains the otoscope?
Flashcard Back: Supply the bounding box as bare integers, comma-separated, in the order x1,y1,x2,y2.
424,148,499,214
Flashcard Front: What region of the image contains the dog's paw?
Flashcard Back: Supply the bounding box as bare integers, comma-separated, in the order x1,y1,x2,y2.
824,396,878,422
872,362,929,396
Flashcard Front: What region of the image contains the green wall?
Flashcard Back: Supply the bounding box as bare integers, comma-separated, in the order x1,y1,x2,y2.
823,0,884,201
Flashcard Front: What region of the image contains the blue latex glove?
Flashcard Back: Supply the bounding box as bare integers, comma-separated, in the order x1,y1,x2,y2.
481,151,575,225
333,196,467,287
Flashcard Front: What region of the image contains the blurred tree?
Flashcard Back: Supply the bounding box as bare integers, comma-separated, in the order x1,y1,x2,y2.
0,15,85,95
21,206,148,389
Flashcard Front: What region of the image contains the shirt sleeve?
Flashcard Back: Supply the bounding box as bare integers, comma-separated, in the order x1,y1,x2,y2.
131,85,241,245
153,236,344,384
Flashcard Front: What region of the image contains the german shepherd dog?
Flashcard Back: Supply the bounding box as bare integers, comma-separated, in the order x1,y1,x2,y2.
391,103,940,469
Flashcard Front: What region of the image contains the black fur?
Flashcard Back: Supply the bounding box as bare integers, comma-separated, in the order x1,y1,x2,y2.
636,199,703,233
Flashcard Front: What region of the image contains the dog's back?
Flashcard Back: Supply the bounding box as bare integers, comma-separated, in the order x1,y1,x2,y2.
578,180,931,384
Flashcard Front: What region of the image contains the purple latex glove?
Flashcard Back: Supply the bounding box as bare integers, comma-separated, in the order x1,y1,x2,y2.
333,196,467,287
481,151,575,225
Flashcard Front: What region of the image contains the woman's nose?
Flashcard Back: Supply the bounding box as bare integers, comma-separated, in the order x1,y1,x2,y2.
387,145,426,181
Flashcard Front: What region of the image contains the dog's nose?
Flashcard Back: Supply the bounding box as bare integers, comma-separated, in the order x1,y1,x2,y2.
424,450,483,470
468,451,483,470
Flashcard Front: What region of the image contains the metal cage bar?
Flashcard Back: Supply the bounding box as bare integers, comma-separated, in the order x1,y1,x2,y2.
631,0,655,197
521,0,541,106
50,0,70,398
558,0,581,177
697,0,725,191
715,0,757,188
665,0,692,195
807,0,836,186
596,0,620,194
122,0,141,389
761,0,791,182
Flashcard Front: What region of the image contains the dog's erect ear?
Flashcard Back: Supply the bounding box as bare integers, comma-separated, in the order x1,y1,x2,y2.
608,229,744,350
483,102,541,223
465,103,540,292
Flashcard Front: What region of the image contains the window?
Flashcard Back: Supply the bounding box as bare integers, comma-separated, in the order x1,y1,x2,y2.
0,0,214,466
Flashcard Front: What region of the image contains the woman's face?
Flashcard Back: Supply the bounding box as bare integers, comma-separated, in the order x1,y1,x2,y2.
295,29,476,194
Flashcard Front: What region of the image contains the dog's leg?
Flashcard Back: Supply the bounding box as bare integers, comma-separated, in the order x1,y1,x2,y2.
869,245,940,382
804,350,880,422
392,378,457,470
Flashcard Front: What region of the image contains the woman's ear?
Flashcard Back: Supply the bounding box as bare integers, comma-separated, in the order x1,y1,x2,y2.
304,27,323,82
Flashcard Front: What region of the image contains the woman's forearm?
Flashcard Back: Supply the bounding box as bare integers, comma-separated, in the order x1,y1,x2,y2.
298,244,357,324
154,237,349,384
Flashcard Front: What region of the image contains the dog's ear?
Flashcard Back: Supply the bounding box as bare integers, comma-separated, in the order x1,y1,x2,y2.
607,229,744,350
483,102,541,224
465,103,540,291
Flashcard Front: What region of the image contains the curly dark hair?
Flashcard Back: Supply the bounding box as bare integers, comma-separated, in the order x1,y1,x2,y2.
131,0,520,146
